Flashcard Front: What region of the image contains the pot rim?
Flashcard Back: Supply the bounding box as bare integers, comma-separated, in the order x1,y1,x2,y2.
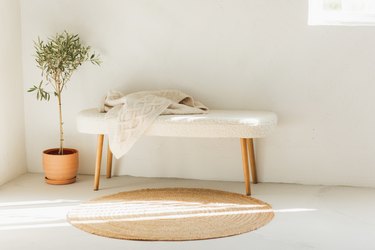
43,148,78,155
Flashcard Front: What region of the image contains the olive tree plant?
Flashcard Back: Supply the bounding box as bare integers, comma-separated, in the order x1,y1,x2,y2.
28,31,101,154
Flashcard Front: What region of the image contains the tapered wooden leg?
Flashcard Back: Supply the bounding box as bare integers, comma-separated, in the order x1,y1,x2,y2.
240,138,251,196
94,134,104,191
106,142,113,179
247,138,258,184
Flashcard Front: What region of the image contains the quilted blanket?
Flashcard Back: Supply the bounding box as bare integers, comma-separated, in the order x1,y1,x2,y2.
101,90,208,158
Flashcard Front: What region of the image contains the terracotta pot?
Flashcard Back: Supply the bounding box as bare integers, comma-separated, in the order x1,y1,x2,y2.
43,148,79,185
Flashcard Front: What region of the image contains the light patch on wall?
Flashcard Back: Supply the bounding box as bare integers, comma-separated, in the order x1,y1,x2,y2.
309,0,375,25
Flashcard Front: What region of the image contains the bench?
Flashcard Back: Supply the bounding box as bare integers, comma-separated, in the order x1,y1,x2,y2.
77,109,277,195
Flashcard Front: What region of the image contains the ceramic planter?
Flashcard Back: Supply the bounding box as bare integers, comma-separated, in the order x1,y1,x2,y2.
42,148,79,185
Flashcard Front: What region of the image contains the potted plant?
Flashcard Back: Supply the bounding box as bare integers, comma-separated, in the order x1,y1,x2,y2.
28,31,101,184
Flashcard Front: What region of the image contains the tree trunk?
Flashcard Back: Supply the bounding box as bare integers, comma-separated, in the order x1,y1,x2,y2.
57,85,64,155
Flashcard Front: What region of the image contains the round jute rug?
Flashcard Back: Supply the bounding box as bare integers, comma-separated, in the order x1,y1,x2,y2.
67,188,274,241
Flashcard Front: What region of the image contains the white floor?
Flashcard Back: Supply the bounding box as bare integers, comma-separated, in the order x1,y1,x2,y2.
1,174,375,250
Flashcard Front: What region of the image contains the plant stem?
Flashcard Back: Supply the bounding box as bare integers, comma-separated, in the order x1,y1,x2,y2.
57,83,64,155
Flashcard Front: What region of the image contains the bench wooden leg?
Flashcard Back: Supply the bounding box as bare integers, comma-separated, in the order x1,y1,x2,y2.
94,134,104,191
240,138,251,196
247,138,258,184
106,142,113,178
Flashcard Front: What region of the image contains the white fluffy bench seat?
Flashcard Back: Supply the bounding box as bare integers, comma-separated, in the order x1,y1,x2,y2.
77,108,277,195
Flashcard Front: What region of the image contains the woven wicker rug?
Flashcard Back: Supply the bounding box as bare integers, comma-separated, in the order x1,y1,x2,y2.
67,188,274,241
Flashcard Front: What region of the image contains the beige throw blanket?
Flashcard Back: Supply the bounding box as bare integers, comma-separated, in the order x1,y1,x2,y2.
101,90,208,158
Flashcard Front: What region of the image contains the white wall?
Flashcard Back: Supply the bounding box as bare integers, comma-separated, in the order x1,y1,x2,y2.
21,0,375,187
0,0,27,185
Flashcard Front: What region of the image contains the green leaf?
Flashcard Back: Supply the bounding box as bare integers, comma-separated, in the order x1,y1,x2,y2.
27,86,37,92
